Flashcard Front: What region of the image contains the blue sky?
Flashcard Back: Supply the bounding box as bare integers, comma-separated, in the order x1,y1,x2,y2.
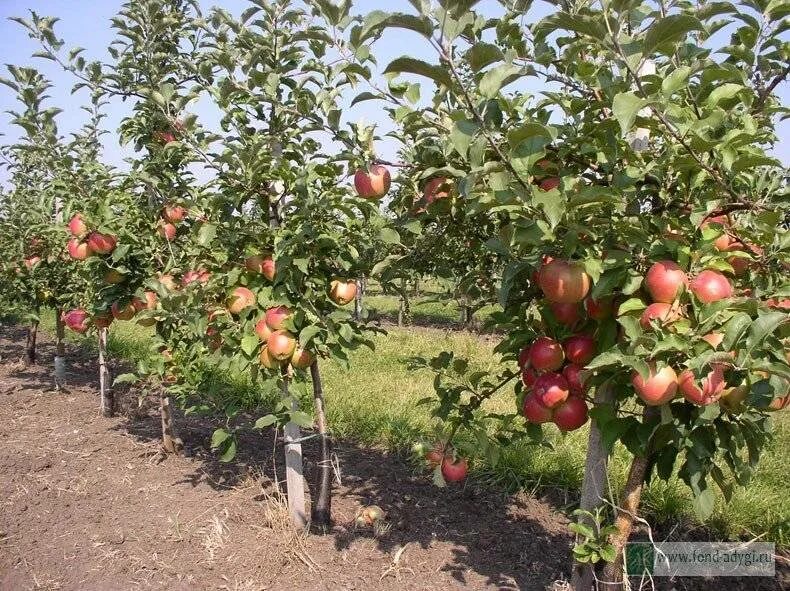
0,0,786,185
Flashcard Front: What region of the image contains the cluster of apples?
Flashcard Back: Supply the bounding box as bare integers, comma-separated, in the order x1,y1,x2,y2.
66,214,117,261
632,259,742,407
158,203,187,241
423,443,469,483
255,306,313,370
62,291,159,334
519,258,597,431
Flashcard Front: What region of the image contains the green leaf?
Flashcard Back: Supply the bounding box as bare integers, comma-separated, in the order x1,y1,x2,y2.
350,91,379,106
289,410,314,428
705,83,745,107
661,66,691,97
643,15,705,56
113,372,138,385
299,324,322,346
359,11,433,41
211,428,230,449
450,119,479,158
746,311,787,355
479,64,521,98
197,223,217,246
506,122,553,148
691,487,716,520
254,414,277,429
612,92,647,136
241,334,259,356
379,227,401,244
466,42,504,72
219,439,237,462
722,312,752,350
383,57,451,87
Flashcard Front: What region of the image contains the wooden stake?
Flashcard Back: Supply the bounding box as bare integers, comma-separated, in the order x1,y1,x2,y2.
54,310,65,391
98,327,113,417
25,320,38,365
160,393,183,454
281,367,307,529
571,385,614,591
310,360,332,529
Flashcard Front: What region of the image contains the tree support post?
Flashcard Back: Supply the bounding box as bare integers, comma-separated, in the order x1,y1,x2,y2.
160,392,183,455
281,368,307,529
310,360,332,529
25,320,39,365
54,309,66,390
98,327,113,416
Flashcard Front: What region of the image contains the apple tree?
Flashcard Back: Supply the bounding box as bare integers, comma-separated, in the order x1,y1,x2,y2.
365,0,789,588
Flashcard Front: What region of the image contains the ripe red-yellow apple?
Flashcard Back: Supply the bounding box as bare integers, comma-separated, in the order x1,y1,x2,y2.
153,130,176,144
533,372,570,409
267,330,296,361
529,337,565,372
645,260,687,303
24,256,41,270
259,346,281,369
768,396,790,411
162,204,187,223
329,279,357,305
678,365,726,405
158,222,177,241
423,177,451,204
632,364,678,406
265,305,292,330
425,444,445,468
62,309,90,333
564,335,596,365
549,301,583,327
522,393,553,423
441,456,468,482
640,302,681,330
67,238,92,260
290,347,315,369
111,301,136,321
552,397,589,431
255,317,273,342
521,367,537,389
227,287,255,315
68,213,88,237
690,270,733,303
538,259,591,304
87,232,117,255
182,269,210,286
354,164,391,199
245,255,275,281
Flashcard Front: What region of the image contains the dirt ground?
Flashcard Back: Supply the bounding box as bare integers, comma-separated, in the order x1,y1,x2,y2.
0,324,785,591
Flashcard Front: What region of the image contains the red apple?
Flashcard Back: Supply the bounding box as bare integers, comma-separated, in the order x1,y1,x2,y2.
329,279,357,305
267,330,296,361
562,364,587,396
522,393,554,423
24,256,41,270
255,317,273,342
645,260,687,303
265,306,292,330
552,397,589,431
111,301,136,321
67,238,92,260
529,337,565,372
93,312,113,329
158,222,177,241
518,345,531,370
538,176,560,192
768,396,790,411
245,255,276,281
533,372,570,409
538,259,591,304
259,346,281,369
640,302,681,330
632,363,678,406
153,130,176,144
678,365,726,405
564,335,596,365
441,456,468,482
227,287,256,315
585,297,613,320
549,301,583,327
162,204,187,223
87,232,117,255
68,214,88,237
423,177,451,204
354,164,391,199
521,367,538,389
181,269,210,286
290,347,315,369
690,270,733,304
425,444,445,468
62,309,90,333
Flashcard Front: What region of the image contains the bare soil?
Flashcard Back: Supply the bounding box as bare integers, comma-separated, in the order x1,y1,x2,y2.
0,324,785,590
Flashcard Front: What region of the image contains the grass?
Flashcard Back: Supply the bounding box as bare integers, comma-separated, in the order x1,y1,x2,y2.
27,309,790,545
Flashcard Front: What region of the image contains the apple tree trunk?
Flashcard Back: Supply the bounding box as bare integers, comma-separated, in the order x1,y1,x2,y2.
98,327,113,417
25,320,38,365
310,360,332,529
159,392,183,455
